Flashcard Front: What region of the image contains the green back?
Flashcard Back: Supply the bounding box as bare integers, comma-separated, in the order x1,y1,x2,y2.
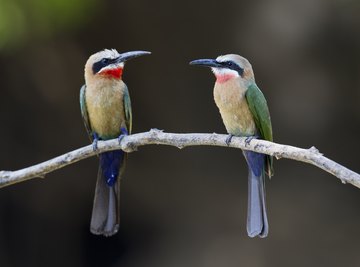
80,85,92,141
245,83,274,177
123,85,132,134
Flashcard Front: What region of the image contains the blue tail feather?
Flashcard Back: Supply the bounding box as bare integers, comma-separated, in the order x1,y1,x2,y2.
99,150,124,187
243,150,268,238
243,150,265,177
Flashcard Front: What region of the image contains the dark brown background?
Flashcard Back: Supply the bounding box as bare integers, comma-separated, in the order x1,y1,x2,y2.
0,0,359,266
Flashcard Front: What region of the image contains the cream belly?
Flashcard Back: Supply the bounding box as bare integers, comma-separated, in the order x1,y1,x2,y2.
213,78,256,136
85,81,125,139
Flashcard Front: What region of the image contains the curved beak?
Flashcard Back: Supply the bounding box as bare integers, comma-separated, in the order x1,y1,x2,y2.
189,59,223,68
117,50,151,63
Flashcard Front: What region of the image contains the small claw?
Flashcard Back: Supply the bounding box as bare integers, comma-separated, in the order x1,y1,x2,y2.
118,127,129,144
92,132,99,151
225,134,234,146
245,135,258,146
118,135,125,145
92,139,98,151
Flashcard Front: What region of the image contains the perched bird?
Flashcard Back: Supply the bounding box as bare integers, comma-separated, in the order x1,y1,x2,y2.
80,49,150,236
190,54,273,238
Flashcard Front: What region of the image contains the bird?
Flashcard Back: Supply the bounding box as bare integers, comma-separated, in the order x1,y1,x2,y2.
190,54,273,238
80,49,150,236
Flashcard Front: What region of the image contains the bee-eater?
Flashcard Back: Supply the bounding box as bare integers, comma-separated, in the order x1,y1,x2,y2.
80,49,150,236
190,54,274,238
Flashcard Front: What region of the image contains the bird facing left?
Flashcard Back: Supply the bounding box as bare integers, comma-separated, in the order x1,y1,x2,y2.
80,49,151,236
190,54,273,238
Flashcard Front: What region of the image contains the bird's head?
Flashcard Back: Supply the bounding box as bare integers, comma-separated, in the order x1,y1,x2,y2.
84,49,151,83
190,54,255,84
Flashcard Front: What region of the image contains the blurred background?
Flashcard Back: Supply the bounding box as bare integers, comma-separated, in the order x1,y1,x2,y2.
0,0,359,266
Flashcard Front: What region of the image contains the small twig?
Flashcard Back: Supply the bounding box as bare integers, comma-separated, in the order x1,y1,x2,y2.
0,129,359,189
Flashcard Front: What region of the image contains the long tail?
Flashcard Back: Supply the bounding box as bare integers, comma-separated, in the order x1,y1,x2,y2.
243,150,268,238
90,150,125,237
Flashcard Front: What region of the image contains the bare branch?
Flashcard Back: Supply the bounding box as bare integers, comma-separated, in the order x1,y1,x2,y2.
0,129,359,189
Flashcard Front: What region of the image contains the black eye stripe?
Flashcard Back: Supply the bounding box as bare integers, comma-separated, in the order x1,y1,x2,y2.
221,60,244,76
92,57,116,74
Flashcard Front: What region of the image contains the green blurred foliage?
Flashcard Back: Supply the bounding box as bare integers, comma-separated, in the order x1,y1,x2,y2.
0,0,98,50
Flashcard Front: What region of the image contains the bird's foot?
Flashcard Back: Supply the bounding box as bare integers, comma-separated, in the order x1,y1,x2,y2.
225,134,234,146
245,135,259,146
92,133,99,151
118,127,129,145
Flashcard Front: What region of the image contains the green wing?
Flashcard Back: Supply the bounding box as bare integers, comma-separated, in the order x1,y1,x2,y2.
245,83,274,177
123,85,132,134
80,85,92,140
118,85,132,176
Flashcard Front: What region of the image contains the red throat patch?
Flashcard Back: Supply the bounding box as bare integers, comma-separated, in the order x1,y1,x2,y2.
215,74,236,83
102,67,123,79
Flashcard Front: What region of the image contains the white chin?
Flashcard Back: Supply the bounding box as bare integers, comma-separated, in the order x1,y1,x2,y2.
211,68,239,77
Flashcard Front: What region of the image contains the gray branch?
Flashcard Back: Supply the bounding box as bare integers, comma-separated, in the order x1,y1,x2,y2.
0,129,359,189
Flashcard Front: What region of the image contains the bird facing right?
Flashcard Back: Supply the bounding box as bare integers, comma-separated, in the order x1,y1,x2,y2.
80,49,151,236
190,54,274,238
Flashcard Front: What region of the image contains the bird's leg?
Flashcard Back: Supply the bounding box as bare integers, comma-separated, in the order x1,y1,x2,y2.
225,134,234,146
118,127,129,145
245,135,260,146
92,132,99,151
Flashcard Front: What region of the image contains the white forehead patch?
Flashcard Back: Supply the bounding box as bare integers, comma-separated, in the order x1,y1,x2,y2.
90,48,120,64
216,55,227,62
99,48,120,59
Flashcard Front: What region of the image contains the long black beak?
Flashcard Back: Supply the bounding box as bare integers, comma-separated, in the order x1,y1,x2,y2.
117,50,151,63
189,59,223,68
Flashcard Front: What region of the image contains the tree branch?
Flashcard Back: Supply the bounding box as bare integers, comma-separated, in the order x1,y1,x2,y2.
0,129,359,189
